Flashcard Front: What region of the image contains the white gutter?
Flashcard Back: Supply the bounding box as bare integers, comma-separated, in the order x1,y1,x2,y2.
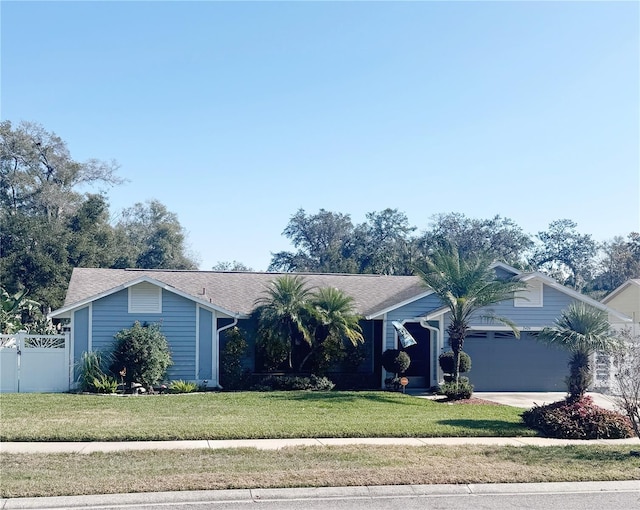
420,319,441,387
214,317,239,389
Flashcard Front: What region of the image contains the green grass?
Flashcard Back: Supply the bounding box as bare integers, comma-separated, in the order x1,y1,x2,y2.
2,445,639,498
0,391,535,441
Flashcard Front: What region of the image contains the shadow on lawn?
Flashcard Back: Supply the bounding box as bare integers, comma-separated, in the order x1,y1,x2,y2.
268,391,423,406
438,419,532,434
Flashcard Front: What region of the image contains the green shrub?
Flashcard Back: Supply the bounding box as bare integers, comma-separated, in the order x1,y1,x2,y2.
169,380,198,393
522,396,633,439
221,327,249,390
438,351,471,377
381,349,410,375
439,378,474,400
251,374,335,391
91,374,118,394
109,322,172,390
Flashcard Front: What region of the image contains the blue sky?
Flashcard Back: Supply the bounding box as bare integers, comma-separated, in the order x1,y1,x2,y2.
2,1,639,271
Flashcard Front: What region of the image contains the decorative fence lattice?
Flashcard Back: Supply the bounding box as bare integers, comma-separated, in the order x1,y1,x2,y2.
24,335,66,349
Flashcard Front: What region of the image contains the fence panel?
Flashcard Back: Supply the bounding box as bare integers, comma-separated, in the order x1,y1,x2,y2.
0,332,70,393
0,335,18,392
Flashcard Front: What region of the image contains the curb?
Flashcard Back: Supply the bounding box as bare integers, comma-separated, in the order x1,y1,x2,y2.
2,481,639,509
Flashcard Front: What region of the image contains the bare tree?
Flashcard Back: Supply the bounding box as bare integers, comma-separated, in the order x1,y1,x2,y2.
612,329,640,439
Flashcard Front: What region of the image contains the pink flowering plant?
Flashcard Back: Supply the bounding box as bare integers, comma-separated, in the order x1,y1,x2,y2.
522,396,633,439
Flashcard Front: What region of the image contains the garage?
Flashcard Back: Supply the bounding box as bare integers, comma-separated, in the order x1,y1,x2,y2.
462,331,571,392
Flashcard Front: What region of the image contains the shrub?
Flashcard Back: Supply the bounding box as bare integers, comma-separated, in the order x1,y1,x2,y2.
439,377,474,400
522,396,633,439
251,374,335,391
76,351,110,392
109,322,172,390
381,349,410,375
91,374,118,394
221,326,250,390
169,380,198,393
438,351,471,378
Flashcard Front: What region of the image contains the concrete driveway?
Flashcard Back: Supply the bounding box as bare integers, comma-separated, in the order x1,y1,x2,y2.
473,392,619,410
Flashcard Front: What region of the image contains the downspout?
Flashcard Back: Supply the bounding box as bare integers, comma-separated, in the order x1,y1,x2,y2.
381,313,388,389
421,317,445,386
420,320,440,387
214,317,239,390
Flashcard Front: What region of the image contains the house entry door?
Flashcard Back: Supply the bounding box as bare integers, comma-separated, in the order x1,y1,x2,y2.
400,322,430,388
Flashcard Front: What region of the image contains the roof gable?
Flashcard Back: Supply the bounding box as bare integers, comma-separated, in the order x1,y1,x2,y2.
602,279,640,304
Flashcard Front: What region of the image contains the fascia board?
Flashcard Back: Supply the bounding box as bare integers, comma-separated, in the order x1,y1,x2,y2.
489,261,523,275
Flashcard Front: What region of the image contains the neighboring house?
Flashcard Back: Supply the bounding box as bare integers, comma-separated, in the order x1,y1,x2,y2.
49,264,631,392
599,279,640,393
602,279,640,336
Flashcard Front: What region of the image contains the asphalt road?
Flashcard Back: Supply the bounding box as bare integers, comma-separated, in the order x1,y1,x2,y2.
3,482,639,510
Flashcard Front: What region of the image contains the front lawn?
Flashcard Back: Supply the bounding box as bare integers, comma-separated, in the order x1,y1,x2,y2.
3,445,639,498
0,391,535,441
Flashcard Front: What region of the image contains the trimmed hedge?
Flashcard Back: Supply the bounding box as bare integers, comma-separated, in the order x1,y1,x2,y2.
439,377,474,400
438,351,471,375
522,396,633,439
251,374,335,391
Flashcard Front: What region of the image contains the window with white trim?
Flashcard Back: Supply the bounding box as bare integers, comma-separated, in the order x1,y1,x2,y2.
514,280,543,307
128,283,162,313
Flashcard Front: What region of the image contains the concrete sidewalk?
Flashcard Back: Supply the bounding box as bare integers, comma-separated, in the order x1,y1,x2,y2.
2,435,639,454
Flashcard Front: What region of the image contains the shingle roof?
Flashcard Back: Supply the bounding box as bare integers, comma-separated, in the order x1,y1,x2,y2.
61,268,429,318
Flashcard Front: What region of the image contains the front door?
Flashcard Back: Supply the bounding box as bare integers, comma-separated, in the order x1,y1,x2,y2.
400,322,430,388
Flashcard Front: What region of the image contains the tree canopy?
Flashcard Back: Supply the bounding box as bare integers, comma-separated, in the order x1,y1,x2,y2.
2,120,638,315
0,121,197,310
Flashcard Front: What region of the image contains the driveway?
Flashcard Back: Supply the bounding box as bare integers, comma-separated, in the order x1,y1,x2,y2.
474,392,619,410
409,390,620,411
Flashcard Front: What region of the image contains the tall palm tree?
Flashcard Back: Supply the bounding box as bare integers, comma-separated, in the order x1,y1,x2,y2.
254,275,315,370
416,244,526,383
539,302,620,400
301,287,365,373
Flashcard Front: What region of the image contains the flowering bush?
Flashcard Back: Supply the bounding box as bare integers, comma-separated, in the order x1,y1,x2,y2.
522,396,633,439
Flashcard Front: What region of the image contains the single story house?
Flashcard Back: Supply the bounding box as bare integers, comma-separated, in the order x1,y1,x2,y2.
49,264,632,391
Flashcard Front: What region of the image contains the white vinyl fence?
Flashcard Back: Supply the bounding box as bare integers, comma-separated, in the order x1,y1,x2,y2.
0,331,71,392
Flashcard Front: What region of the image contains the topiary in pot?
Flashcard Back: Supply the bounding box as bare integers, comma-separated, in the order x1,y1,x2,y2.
439,351,471,381
382,349,411,375
382,349,411,390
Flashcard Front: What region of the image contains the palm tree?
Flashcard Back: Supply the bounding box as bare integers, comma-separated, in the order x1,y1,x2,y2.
539,302,620,400
301,287,364,373
254,275,315,370
416,244,526,384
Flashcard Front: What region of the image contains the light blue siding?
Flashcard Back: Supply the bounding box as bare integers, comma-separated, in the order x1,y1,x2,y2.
199,308,213,380
384,293,442,350
467,284,578,328
73,306,90,381
91,288,197,381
